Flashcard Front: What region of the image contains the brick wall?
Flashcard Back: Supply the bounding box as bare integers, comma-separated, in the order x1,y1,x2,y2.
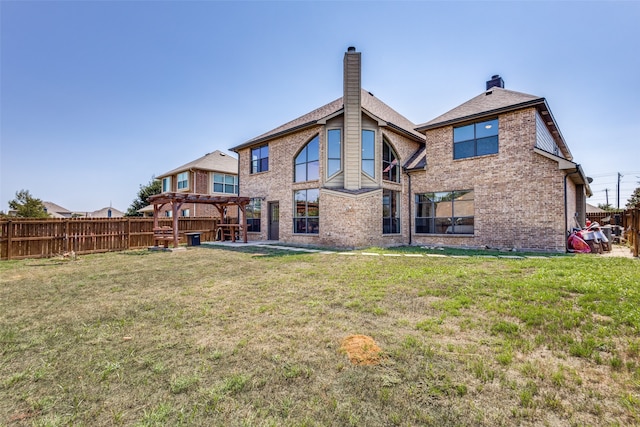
411,107,570,252
237,120,421,248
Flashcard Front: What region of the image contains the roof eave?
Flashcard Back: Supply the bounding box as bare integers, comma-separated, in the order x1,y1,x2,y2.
230,120,320,152
415,98,546,132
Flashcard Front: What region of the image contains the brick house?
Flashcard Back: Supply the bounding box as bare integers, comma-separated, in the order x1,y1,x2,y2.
411,77,592,251
155,150,239,218
230,47,591,251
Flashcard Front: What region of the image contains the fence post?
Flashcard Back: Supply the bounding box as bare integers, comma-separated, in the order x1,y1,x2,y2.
7,220,12,260
126,218,130,250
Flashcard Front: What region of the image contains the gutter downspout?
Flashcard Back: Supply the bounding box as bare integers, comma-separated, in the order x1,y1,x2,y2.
564,166,580,252
404,167,412,246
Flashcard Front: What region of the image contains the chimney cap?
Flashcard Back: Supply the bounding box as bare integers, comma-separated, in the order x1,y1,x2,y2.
486,75,505,90
347,46,356,52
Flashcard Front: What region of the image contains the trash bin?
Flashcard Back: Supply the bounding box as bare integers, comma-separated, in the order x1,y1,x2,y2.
186,232,201,246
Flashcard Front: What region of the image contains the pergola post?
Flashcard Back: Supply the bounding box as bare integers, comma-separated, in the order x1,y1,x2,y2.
239,202,248,243
172,202,183,248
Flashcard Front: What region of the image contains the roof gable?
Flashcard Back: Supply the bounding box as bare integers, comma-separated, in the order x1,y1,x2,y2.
158,150,238,178
231,89,423,151
416,87,544,131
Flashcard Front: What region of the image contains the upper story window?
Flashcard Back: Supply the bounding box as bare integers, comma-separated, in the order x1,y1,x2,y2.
162,177,172,192
251,145,269,174
453,119,498,159
213,173,238,194
177,172,189,190
294,135,319,182
181,209,190,217
327,129,341,177
362,129,375,177
383,140,400,183
415,190,474,235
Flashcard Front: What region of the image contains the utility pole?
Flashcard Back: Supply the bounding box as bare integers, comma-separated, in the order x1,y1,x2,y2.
604,188,610,206
617,172,623,210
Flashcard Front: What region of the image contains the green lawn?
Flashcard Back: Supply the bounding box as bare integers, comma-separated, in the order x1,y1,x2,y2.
1,246,639,426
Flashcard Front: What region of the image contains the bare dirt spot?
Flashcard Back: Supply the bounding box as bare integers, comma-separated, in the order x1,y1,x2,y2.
340,334,382,365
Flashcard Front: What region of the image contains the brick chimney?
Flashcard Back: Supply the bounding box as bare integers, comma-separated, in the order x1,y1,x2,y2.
486,74,505,90
343,46,362,190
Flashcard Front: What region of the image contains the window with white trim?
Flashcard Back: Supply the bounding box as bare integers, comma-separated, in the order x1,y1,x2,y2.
162,177,172,192
177,172,189,190
213,173,238,194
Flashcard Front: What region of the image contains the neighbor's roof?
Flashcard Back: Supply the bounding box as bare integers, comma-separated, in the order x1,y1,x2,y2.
158,150,238,178
415,87,573,161
89,207,125,218
230,89,424,151
42,201,72,218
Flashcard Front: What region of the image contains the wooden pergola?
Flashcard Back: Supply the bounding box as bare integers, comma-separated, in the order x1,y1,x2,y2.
148,192,251,248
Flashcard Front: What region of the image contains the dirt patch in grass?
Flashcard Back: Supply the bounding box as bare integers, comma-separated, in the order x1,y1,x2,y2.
340,335,382,365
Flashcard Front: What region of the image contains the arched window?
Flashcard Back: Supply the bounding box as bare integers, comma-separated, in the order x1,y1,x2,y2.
294,135,319,182
383,140,400,183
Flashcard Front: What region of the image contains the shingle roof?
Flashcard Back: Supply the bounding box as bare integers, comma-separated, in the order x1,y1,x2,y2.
403,144,426,170
230,89,424,151
158,150,238,178
416,87,544,131
89,207,125,218
42,201,72,218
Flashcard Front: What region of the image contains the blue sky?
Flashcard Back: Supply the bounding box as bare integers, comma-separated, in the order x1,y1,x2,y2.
2,0,639,213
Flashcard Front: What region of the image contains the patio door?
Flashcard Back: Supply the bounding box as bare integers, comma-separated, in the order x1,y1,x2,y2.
268,202,279,241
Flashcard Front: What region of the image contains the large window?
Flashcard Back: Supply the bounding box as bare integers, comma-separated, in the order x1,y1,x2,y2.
246,198,261,232
294,189,319,234
415,190,474,234
453,119,498,159
383,141,400,182
177,172,189,190
362,129,375,177
327,129,341,176
162,177,171,192
213,173,238,194
294,135,319,182
251,145,269,173
383,189,400,234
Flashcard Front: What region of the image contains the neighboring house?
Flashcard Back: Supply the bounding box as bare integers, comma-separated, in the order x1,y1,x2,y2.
137,205,155,217
156,150,239,218
230,47,591,252
87,207,125,218
586,203,606,213
42,201,73,218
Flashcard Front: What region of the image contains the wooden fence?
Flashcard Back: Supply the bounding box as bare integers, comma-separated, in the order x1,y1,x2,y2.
586,208,640,257
626,206,640,257
0,217,222,260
